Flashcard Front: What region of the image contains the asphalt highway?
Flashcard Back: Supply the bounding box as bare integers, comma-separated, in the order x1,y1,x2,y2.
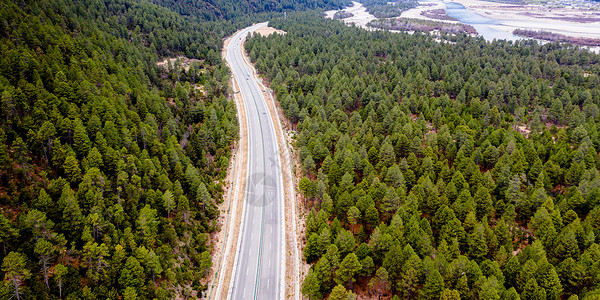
226,23,285,300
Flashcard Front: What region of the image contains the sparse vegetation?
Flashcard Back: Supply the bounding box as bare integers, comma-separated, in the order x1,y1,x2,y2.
369,18,477,34
421,8,459,21
514,29,600,46
334,10,355,19
359,0,418,18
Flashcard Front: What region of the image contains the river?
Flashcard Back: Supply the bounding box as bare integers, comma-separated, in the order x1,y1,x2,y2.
445,2,521,42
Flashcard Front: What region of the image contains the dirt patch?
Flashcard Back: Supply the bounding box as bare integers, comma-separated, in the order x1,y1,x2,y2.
325,1,378,30
254,26,287,37
401,0,460,23
156,56,203,72
516,124,531,138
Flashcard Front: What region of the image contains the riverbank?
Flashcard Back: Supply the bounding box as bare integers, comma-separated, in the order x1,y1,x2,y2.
451,0,600,40
326,0,600,50
324,1,377,30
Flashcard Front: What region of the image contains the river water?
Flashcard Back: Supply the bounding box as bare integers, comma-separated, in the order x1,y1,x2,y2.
445,2,522,42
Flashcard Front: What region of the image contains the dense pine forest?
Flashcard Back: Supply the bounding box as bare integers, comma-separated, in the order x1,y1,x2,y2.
246,13,600,299
0,0,348,298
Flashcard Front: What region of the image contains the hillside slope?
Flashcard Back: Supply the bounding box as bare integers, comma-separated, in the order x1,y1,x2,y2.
0,0,344,298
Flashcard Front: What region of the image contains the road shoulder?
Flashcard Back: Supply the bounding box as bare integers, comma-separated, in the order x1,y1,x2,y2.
206,29,250,300
240,26,302,300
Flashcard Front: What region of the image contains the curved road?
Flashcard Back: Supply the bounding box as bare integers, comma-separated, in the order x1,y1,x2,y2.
226,23,285,300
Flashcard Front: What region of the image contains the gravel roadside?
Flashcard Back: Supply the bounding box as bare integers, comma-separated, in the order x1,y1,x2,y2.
205,29,250,300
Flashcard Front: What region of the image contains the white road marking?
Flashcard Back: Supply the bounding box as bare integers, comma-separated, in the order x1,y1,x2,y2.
223,23,288,300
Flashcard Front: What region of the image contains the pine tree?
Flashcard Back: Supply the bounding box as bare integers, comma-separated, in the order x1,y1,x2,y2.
305,233,322,263
522,278,546,300
360,256,375,277
347,206,360,234
478,276,501,300
24,209,54,242
537,261,562,300
379,141,396,167
146,249,163,284
382,244,404,284
381,187,400,220
474,186,493,219
63,155,82,183
82,242,110,283
163,190,176,216
369,267,390,299
138,205,159,246
0,213,17,255
119,256,145,290
469,224,489,259
501,287,520,300
335,230,356,259
399,267,420,299
37,121,56,160
123,287,138,300
329,284,354,300
2,252,31,300
54,264,68,298
34,238,54,289
72,119,91,157
302,269,322,300
440,289,461,300
421,269,444,300
385,164,405,188
336,253,361,289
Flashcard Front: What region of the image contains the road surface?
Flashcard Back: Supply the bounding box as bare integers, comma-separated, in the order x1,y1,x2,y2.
225,23,285,300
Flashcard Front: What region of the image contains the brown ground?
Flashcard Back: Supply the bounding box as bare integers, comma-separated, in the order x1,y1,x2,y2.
254,26,287,37
156,56,203,72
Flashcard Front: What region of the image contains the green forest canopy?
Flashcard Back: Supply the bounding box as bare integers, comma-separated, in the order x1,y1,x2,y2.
0,0,347,299
246,12,600,300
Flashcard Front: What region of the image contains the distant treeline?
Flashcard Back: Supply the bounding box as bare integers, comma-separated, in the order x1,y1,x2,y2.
369,18,477,35
152,0,350,20
420,9,459,21
514,29,600,47
483,0,525,3
359,0,418,18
